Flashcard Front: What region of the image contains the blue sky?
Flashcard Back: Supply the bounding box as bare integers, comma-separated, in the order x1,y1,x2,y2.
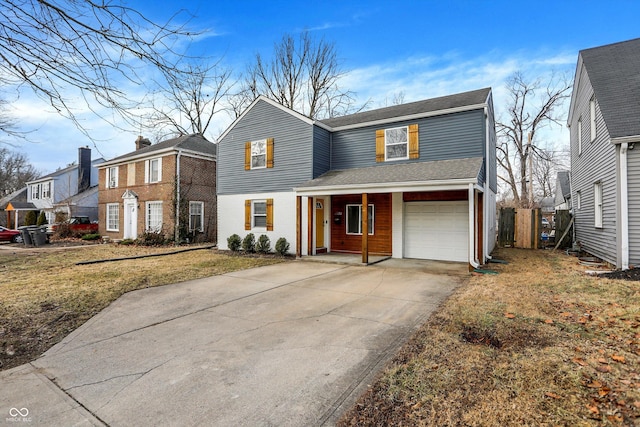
7,0,640,174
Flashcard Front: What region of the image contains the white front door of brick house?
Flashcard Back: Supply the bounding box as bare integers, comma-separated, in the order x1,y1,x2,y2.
123,199,138,239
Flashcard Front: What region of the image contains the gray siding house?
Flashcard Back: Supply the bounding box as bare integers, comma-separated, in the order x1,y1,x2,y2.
568,38,640,269
217,89,497,266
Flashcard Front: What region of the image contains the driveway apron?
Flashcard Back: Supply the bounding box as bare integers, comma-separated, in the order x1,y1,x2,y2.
1,260,461,426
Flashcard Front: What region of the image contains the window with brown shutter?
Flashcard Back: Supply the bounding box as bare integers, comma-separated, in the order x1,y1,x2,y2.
408,124,419,159
244,142,251,170
375,130,385,162
266,138,274,168
244,200,251,230
266,198,274,230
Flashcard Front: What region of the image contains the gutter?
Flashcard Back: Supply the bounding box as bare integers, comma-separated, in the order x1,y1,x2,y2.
468,183,480,268
620,143,629,269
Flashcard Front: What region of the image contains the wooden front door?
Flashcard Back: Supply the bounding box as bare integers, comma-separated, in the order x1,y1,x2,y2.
316,199,325,248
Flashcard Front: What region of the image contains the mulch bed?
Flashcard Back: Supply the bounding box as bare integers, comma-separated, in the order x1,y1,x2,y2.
599,268,640,281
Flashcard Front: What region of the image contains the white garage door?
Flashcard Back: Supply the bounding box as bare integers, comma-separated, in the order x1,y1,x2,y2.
404,201,469,262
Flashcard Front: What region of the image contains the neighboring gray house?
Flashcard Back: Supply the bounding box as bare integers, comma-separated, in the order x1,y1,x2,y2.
217,89,497,267
26,147,104,224
568,38,640,269
554,170,571,211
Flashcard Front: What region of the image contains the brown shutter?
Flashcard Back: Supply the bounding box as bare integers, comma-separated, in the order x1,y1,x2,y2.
375,129,385,162
266,198,274,231
266,138,274,168
409,124,419,159
244,142,251,170
244,200,251,230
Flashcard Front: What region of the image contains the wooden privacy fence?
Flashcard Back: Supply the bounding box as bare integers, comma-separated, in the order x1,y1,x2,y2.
498,208,573,249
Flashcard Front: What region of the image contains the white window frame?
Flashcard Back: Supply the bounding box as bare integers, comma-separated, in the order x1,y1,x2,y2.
145,158,162,183
384,126,409,161
31,184,40,200
146,201,163,232
252,200,267,229
189,201,204,232
576,190,581,210
590,96,596,142
346,204,374,235
106,203,119,231
41,182,51,199
107,166,119,188
577,118,583,155
251,139,267,169
594,182,603,228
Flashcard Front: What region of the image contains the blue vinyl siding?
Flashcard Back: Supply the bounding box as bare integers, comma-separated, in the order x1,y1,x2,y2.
330,109,486,170
218,100,314,195
313,125,331,178
486,93,498,192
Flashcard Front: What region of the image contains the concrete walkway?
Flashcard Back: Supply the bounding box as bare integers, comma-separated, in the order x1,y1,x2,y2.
0,260,463,426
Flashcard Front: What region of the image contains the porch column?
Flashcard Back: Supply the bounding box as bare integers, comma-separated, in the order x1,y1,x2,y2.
296,196,302,258
308,198,313,256
362,193,368,264
468,184,479,270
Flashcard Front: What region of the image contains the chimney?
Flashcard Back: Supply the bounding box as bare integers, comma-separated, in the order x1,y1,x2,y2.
135,135,151,150
78,146,91,193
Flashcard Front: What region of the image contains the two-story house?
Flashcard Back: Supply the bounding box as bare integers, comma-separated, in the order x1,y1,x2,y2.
568,38,640,269
25,147,103,224
217,89,497,267
98,134,217,243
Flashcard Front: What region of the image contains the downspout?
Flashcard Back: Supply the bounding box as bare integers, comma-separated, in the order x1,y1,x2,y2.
483,105,491,261
620,143,629,269
468,183,480,269
175,150,182,244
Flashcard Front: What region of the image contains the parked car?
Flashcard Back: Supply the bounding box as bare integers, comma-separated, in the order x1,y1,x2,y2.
0,226,22,243
541,217,550,228
49,216,99,235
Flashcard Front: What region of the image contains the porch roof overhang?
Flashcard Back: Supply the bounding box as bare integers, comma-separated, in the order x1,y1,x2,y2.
294,157,484,197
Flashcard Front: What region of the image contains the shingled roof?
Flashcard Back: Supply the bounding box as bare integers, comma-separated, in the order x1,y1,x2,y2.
295,157,483,190
106,134,216,165
319,88,491,129
579,38,640,140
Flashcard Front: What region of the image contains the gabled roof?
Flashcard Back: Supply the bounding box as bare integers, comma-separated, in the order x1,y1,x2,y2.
102,134,216,166
578,38,640,140
54,185,98,206
319,88,491,129
295,157,483,192
0,187,28,210
27,158,105,184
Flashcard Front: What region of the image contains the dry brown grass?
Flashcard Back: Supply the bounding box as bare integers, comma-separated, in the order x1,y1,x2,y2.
0,244,285,370
339,248,640,426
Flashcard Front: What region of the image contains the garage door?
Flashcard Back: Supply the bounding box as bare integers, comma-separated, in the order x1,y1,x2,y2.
404,201,469,262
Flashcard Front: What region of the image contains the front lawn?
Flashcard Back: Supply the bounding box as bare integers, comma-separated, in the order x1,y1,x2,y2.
339,248,640,426
0,245,284,371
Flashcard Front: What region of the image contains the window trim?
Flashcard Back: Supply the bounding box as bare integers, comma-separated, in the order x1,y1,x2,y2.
594,182,603,228
252,200,267,229
107,166,119,188
590,96,596,142
250,139,267,170
577,117,583,155
576,190,581,210
189,201,204,232
31,183,40,200
41,182,51,199
145,200,163,232
345,204,374,235
106,203,120,231
145,158,162,183
384,126,409,161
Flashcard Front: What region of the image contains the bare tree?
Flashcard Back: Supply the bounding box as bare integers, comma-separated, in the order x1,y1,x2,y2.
241,31,361,119
143,62,233,139
496,71,571,207
0,1,198,137
0,148,40,195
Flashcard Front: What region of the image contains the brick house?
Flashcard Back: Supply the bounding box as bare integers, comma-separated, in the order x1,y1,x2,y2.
98,134,217,243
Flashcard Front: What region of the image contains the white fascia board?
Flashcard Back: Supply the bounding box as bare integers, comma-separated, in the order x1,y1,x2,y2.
611,135,640,145
326,104,487,132
98,148,177,168
176,149,216,161
295,178,478,197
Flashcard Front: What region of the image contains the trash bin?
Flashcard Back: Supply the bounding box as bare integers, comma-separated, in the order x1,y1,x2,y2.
18,226,36,246
29,227,48,247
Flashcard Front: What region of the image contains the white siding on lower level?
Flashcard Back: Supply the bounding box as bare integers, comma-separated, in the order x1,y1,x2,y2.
217,192,307,255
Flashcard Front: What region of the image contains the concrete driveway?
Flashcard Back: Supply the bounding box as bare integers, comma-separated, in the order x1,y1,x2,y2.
1,260,462,426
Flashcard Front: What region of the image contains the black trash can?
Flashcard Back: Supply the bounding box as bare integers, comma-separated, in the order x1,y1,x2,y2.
29,227,48,247
18,226,36,246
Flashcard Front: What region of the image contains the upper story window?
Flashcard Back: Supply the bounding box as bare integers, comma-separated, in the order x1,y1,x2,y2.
577,117,583,155
41,182,51,199
590,96,596,142
107,166,119,188
31,184,40,200
376,124,419,162
145,158,162,183
245,138,274,170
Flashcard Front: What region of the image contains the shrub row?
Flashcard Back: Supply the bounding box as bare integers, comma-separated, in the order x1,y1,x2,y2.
227,233,290,256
